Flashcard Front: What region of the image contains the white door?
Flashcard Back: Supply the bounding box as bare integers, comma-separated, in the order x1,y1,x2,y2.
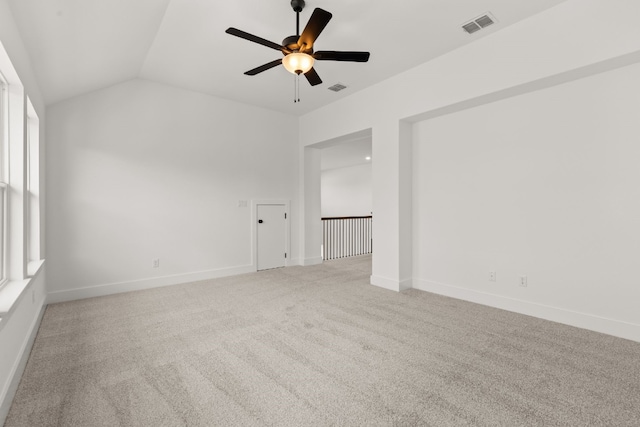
257,204,286,270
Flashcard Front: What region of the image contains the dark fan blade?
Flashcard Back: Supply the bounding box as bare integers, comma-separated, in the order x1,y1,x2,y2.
245,59,283,76
314,51,370,62
297,8,332,50
304,67,322,86
226,27,288,52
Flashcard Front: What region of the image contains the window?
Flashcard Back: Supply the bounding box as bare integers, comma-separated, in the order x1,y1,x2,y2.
0,38,43,315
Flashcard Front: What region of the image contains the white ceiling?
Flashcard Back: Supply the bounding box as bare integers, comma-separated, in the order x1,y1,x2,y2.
7,0,566,116
321,137,371,171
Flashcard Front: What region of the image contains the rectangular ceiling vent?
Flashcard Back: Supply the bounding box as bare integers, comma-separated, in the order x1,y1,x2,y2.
462,13,496,34
328,83,347,92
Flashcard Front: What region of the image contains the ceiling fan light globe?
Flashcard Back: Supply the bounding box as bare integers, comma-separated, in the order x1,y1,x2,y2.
282,52,314,75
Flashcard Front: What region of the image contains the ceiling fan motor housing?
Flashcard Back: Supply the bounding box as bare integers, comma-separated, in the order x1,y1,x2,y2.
283,35,312,53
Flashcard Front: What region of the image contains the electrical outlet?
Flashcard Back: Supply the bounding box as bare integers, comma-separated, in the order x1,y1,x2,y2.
152,259,160,268
519,275,527,287
489,271,496,282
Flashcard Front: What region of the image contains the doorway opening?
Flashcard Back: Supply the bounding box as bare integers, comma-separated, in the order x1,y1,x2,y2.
318,132,372,262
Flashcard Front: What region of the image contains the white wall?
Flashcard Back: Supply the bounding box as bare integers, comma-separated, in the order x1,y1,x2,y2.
0,0,47,422
46,79,299,301
413,61,640,337
321,163,371,218
298,0,640,340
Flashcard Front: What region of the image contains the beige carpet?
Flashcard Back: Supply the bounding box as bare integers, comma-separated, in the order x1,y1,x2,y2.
5,255,640,426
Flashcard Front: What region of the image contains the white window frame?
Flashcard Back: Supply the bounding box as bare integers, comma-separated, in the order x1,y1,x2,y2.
0,183,6,288
0,75,8,288
26,100,40,270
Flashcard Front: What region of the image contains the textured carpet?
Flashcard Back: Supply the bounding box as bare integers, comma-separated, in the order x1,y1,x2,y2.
5,255,640,426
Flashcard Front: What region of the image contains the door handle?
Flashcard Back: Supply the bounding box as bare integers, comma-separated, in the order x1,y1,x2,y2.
258,219,263,223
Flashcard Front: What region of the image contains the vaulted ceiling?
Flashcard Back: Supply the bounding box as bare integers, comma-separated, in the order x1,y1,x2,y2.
7,0,566,115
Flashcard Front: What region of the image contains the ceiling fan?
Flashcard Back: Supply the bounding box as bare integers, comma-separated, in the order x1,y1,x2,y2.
225,0,370,94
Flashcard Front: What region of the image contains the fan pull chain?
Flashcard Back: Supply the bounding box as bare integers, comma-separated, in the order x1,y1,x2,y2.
293,74,301,103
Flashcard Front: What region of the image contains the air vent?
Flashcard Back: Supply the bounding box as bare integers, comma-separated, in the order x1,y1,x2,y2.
475,15,494,28
462,13,496,34
462,22,481,34
328,83,347,92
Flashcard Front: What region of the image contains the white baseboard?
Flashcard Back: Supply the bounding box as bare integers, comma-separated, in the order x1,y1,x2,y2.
370,275,412,292
414,279,640,343
0,303,46,425
47,264,255,304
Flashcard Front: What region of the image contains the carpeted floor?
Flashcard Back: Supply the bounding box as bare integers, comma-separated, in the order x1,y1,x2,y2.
5,255,640,426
